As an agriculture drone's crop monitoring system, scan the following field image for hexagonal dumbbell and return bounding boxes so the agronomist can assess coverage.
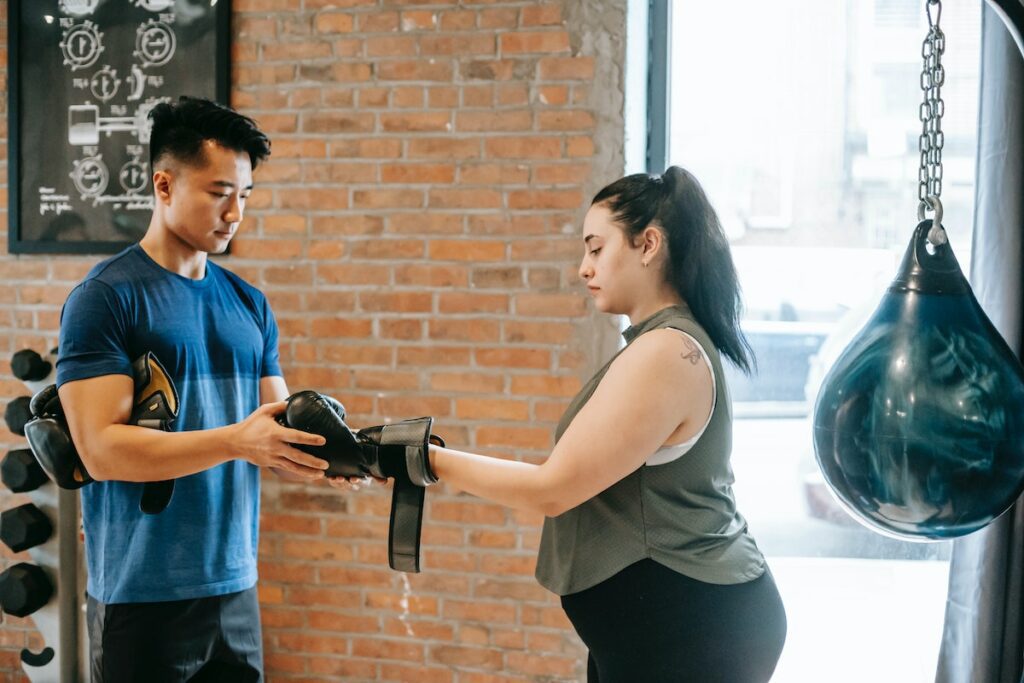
[10,350,53,384]
[0,504,52,553]
[0,563,53,617]
[1,449,49,493]
[3,396,33,437]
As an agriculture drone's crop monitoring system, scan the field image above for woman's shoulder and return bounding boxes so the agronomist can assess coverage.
[612,327,712,386]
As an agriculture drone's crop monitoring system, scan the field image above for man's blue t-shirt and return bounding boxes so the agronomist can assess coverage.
[56,244,282,604]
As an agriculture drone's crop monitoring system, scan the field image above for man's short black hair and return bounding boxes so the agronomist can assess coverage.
[148,96,271,171]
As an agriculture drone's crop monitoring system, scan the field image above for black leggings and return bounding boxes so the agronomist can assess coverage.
[561,559,786,683]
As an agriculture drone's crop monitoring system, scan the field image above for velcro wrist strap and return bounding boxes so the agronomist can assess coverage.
[388,475,426,573]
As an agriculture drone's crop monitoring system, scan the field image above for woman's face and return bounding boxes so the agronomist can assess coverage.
[578,203,646,314]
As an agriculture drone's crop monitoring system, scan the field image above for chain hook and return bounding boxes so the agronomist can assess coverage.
[918,196,947,246]
[927,0,942,29]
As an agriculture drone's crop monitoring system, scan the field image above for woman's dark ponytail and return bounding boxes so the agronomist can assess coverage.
[592,167,754,374]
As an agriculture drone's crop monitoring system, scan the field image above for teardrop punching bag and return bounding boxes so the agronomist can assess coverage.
[813,220,1024,540]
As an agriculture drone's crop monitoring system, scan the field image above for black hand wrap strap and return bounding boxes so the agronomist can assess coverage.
[130,353,179,514]
[376,418,443,573]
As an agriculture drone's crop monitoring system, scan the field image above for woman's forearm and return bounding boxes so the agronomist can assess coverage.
[429,445,562,517]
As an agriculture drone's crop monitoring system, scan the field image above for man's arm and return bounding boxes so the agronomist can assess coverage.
[60,374,328,482]
[259,375,290,405]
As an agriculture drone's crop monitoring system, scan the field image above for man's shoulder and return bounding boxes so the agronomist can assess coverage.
[80,244,148,288]
[210,260,269,307]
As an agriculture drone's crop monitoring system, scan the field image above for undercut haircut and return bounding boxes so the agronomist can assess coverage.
[148,96,271,171]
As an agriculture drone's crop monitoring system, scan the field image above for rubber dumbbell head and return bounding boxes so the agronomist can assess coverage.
[0,563,53,617]
[11,351,52,383]
[4,397,33,437]
[0,504,52,553]
[1,450,48,493]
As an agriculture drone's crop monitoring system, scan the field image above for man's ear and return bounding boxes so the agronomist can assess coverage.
[152,169,173,205]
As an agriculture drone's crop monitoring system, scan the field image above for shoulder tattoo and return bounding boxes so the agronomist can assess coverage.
[680,338,701,365]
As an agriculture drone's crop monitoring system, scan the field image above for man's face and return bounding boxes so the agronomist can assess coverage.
[157,140,253,254]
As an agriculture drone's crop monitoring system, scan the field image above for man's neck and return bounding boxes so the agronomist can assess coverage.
[139,223,208,280]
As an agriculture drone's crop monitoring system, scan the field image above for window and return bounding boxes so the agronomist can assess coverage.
[651,1,981,679]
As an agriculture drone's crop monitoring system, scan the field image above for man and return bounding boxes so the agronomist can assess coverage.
[57,96,328,681]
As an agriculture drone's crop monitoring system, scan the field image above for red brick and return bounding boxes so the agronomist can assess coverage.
[366,35,418,57]
[400,11,438,31]
[408,138,481,159]
[430,645,504,670]
[429,239,505,262]
[522,5,564,26]
[437,293,508,314]
[420,34,495,55]
[430,372,504,393]
[429,319,500,343]
[457,110,532,132]
[428,189,503,209]
[455,398,529,421]
[314,12,355,33]
[380,112,452,132]
[500,31,570,54]
[476,6,517,27]
[485,136,561,159]
[538,55,595,80]
[378,60,453,81]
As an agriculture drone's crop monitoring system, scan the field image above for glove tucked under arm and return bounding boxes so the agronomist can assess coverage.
[23,384,92,490]
[23,352,179,514]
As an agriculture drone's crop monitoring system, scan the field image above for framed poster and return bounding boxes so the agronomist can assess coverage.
[7,0,230,254]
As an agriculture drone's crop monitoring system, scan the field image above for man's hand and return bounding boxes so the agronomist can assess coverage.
[326,474,387,491]
[229,401,328,480]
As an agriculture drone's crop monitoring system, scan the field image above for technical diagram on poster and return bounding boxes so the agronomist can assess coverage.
[10,1,226,253]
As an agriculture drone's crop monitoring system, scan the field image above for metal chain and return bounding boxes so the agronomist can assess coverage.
[918,0,945,233]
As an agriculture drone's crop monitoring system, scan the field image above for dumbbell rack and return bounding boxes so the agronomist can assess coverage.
[3,348,86,683]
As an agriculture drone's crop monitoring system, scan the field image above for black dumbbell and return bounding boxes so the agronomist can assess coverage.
[11,350,52,383]
[1,450,49,493]
[0,504,52,553]
[0,563,53,617]
[4,397,32,436]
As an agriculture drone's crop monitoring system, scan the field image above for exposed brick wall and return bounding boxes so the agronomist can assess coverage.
[0,1,626,680]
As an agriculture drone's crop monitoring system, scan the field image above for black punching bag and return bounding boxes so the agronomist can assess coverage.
[813,220,1024,539]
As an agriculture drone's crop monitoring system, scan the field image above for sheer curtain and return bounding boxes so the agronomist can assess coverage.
[935,3,1024,681]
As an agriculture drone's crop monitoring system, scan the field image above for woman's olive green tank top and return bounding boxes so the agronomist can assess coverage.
[535,305,765,595]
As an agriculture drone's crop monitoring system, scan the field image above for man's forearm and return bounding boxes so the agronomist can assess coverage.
[83,423,239,482]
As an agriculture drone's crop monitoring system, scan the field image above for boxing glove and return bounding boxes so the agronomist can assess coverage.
[283,391,443,486]
[282,390,445,572]
[279,391,369,478]
[23,384,93,489]
[23,352,179,514]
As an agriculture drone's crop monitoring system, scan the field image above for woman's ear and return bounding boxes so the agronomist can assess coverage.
[640,226,664,266]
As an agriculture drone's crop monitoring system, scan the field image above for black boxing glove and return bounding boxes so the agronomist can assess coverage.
[282,390,443,485]
[279,390,370,478]
[23,384,93,489]
[23,352,179,513]
[282,390,445,572]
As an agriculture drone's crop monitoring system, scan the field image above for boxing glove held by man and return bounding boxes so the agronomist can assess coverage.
[24,352,179,514]
[282,390,444,572]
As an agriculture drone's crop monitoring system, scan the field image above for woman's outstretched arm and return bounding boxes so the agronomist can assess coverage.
[430,328,713,516]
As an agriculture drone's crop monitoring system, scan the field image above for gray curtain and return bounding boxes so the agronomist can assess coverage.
[935,4,1024,682]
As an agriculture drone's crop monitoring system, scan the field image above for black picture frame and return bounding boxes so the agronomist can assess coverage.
[7,0,231,255]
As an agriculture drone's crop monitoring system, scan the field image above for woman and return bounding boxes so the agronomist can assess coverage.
[341,167,787,682]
